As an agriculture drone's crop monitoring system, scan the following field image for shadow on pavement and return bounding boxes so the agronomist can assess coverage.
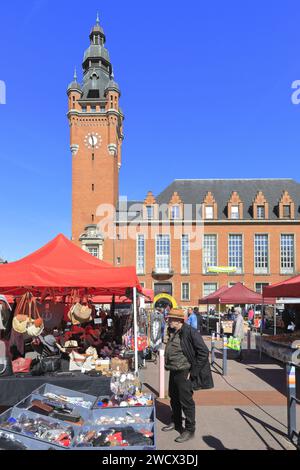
[245,366,286,395]
[235,408,291,450]
[202,435,232,450]
[155,400,172,425]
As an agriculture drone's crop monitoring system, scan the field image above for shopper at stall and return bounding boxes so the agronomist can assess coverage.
[247,306,255,325]
[233,307,245,361]
[162,308,212,443]
[187,307,203,333]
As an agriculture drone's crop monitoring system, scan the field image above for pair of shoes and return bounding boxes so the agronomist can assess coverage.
[175,430,195,443]
[162,423,183,433]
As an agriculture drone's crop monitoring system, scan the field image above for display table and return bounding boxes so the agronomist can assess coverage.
[0,374,111,407]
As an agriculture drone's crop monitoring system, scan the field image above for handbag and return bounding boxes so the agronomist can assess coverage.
[12,293,31,334]
[12,357,32,374]
[73,303,92,323]
[69,351,88,371]
[30,356,61,376]
[26,298,44,337]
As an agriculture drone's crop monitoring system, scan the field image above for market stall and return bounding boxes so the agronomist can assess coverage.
[0,378,156,450]
[261,279,300,362]
[0,235,143,401]
[199,283,268,335]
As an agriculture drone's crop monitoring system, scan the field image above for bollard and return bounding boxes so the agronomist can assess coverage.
[286,363,296,440]
[247,329,251,352]
[211,332,215,365]
[159,347,165,399]
[223,335,228,376]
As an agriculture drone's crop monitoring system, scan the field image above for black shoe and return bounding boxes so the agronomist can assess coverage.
[175,430,195,443]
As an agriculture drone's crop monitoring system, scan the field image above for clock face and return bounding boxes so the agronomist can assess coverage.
[84,132,102,149]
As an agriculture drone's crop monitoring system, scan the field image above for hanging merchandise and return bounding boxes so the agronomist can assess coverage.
[26,298,44,337]
[12,293,31,334]
[149,312,163,350]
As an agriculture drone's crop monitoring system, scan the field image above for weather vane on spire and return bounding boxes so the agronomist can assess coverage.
[74,67,77,82]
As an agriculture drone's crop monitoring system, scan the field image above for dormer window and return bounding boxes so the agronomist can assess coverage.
[231,205,239,220]
[171,205,180,220]
[283,205,291,218]
[279,191,295,220]
[146,205,154,220]
[205,206,213,220]
[257,205,265,219]
[227,192,243,220]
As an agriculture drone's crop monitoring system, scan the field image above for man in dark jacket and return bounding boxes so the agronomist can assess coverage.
[162,308,213,443]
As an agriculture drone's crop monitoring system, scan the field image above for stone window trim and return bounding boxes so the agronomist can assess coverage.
[253,191,269,220]
[202,192,217,220]
[227,191,243,220]
[278,191,295,220]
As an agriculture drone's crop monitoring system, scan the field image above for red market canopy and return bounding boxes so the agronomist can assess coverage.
[0,234,141,296]
[263,275,300,299]
[198,285,230,304]
[199,283,264,305]
[92,288,154,305]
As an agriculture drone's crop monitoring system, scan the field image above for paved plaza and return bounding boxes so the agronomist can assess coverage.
[141,336,300,450]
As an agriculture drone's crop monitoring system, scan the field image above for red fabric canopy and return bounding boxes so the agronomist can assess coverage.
[219,283,263,304]
[198,285,229,304]
[0,234,141,296]
[263,275,300,299]
[92,288,154,305]
[199,283,263,305]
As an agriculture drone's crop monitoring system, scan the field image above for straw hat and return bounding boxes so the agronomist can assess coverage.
[167,308,185,321]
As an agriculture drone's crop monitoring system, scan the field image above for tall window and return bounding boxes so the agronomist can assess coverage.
[254,234,269,274]
[146,205,154,220]
[203,283,217,297]
[205,206,213,220]
[87,245,99,258]
[156,235,170,272]
[203,235,217,273]
[228,235,243,274]
[171,205,180,220]
[255,283,269,294]
[181,283,190,301]
[257,205,265,219]
[231,205,239,219]
[280,234,295,274]
[136,235,145,274]
[181,235,190,274]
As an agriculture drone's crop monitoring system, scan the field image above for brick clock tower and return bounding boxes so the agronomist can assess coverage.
[67,15,124,263]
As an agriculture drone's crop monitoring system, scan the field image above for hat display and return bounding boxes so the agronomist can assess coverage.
[167,308,185,321]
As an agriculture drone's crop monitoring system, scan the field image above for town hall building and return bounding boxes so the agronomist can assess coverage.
[68,17,300,307]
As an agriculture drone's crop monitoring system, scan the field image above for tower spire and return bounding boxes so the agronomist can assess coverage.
[74,67,77,82]
[96,12,100,26]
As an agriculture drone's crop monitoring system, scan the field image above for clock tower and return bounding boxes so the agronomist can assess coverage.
[67,15,124,263]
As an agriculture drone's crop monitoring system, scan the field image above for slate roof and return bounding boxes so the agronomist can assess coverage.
[117,179,300,221]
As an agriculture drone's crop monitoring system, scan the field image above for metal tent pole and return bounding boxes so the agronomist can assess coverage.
[133,287,139,375]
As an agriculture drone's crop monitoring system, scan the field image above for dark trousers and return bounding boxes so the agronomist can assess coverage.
[169,369,196,433]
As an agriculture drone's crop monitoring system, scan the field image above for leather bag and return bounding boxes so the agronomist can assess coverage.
[12,357,32,374]
[73,303,92,323]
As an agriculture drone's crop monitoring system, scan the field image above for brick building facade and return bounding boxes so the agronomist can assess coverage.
[68,18,300,308]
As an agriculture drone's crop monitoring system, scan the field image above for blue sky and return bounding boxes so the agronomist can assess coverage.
[0,0,300,260]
